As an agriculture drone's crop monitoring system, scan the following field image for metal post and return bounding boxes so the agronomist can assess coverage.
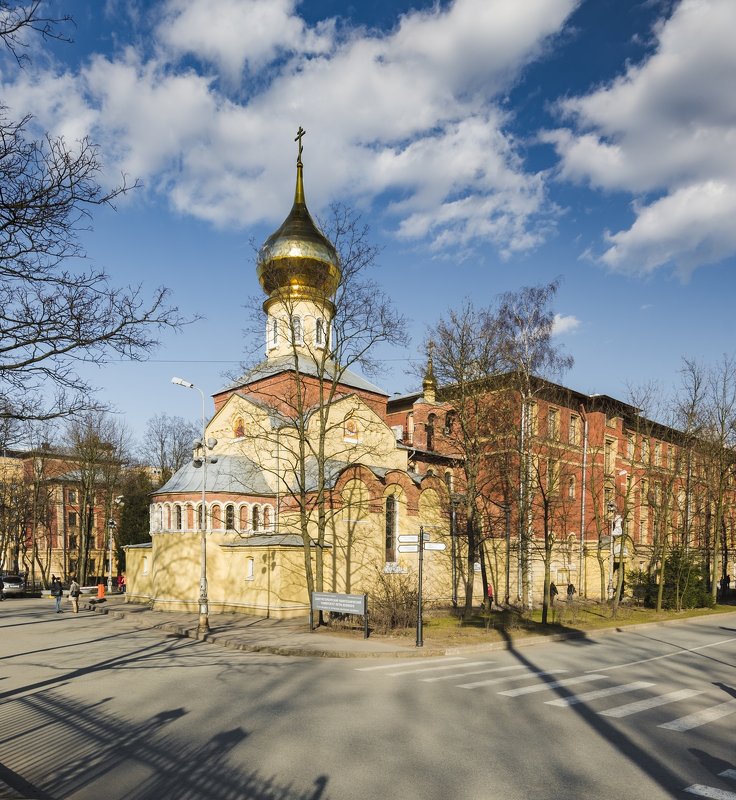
[107,519,115,594]
[450,500,457,607]
[504,504,511,605]
[416,526,424,647]
[172,377,210,637]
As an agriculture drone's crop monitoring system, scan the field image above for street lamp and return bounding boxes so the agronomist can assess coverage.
[107,518,116,594]
[172,376,217,638]
[606,500,615,599]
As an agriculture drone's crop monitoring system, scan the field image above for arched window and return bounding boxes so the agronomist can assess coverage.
[233,417,245,438]
[175,505,183,531]
[225,504,235,530]
[316,318,325,347]
[156,506,163,531]
[269,317,279,349]
[198,503,206,530]
[426,413,436,451]
[212,504,222,529]
[292,316,302,344]
[252,505,261,532]
[385,495,397,562]
[240,505,249,530]
[444,411,456,434]
[263,505,272,530]
[444,471,453,492]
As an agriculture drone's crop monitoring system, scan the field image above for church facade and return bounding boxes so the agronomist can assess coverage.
[125,137,735,619]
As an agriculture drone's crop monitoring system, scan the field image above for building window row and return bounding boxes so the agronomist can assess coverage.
[151,501,275,534]
[267,315,329,350]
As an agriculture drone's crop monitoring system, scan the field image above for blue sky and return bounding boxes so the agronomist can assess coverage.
[3,0,735,443]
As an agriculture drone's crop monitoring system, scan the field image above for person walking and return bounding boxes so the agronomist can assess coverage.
[69,575,81,614]
[50,575,63,613]
[567,582,576,603]
[487,583,494,610]
[550,582,558,606]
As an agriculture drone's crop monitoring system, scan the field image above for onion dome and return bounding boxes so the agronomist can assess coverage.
[257,128,341,311]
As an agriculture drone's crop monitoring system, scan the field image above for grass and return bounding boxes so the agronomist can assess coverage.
[351,600,736,648]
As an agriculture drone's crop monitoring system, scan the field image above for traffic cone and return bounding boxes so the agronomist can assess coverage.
[97,583,105,599]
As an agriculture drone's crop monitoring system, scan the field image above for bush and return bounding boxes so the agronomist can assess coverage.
[368,569,418,633]
[627,548,713,610]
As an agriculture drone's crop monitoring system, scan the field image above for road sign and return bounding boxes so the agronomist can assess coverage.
[423,542,446,551]
[398,535,419,543]
[397,544,419,553]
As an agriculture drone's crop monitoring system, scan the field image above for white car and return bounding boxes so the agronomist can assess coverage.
[1,575,26,597]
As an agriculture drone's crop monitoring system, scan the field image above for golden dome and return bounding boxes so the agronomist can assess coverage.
[257,131,341,308]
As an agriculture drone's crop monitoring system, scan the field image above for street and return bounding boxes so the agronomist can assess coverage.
[2,599,736,799]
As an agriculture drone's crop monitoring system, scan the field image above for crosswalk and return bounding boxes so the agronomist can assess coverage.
[684,769,736,799]
[355,656,736,735]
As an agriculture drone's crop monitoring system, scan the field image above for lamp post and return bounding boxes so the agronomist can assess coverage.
[107,519,116,594]
[172,376,215,638]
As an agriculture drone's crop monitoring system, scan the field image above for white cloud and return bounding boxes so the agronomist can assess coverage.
[0,0,579,253]
[546,0,736,276]
[552,313,580,336]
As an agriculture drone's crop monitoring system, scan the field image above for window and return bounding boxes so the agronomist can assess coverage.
[547,408,559,440]
[316,318,325,347]
[198,504,206,529]
[263,505,272,530]
[68,511,77,528]
[344,417,359,443]
[68,535,77,549]
[245,557,255,581]
[627,433,635,460]
[444,471,453,492]
[175,506,183,530]
[654,442,661,467]
[225,504,235,530]
[547,459,559,493]
[569,414,579,446]
[604,438,615,475]
[426,414,436,451]
[444,411,456,435]
[406,413,414,445]
[385,495,397,562]
[567,476,576,499]
[269,317,279,349]
[68,489,77,504]
[641,438,649,464]
[252,505,260,532]
[291,316,302,344]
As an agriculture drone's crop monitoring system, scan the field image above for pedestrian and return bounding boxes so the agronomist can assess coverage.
[120,573,126,593]
[50,575,63,613]
[567,582,576,602]
[487,583,494,610]
[550,582,558,606]
[69,575,81,614]
[0,575,4,600]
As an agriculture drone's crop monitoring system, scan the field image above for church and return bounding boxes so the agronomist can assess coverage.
[125,133,462,619]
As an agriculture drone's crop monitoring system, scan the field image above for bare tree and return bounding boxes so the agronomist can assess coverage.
[0,8,188,425]
[238,201,408,609]
[141,413,199,485]
[65,412,129,584]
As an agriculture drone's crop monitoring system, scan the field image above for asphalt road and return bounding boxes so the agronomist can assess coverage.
[2,598,736,800]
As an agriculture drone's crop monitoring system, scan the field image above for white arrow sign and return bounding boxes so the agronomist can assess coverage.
[397,544,419,553]
[398,535,419,544]
[423,542,446,551]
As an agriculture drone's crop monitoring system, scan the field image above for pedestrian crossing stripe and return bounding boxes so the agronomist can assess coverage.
[355,656,465,671]
[386,659,498,677]
[422,665,528,683]
[659,698,736,731]
[458,669,566,690]
[599,688,704,718]
[498,674,607,697]
[684,786,736,799]
[545,681,654,707]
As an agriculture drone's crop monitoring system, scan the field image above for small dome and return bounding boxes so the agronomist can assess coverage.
[257,154,341,305]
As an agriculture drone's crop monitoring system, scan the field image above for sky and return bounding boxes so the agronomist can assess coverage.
[2,0,735,445]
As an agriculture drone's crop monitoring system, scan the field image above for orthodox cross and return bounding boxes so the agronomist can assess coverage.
[295,126,306,164]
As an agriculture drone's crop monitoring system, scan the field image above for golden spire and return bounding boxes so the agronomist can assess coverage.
[423,341,437,404]
[256,127,341,312]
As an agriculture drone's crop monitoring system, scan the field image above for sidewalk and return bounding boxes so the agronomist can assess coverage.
[83,594,428,658]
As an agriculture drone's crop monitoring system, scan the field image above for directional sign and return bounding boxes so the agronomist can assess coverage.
[398,535,419,544]
[423,542,446,551]
[397,544,419,553]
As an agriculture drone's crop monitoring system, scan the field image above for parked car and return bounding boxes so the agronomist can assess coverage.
[1,574,26,598]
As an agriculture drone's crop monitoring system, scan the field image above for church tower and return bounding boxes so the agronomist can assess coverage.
[256,127,341,359]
